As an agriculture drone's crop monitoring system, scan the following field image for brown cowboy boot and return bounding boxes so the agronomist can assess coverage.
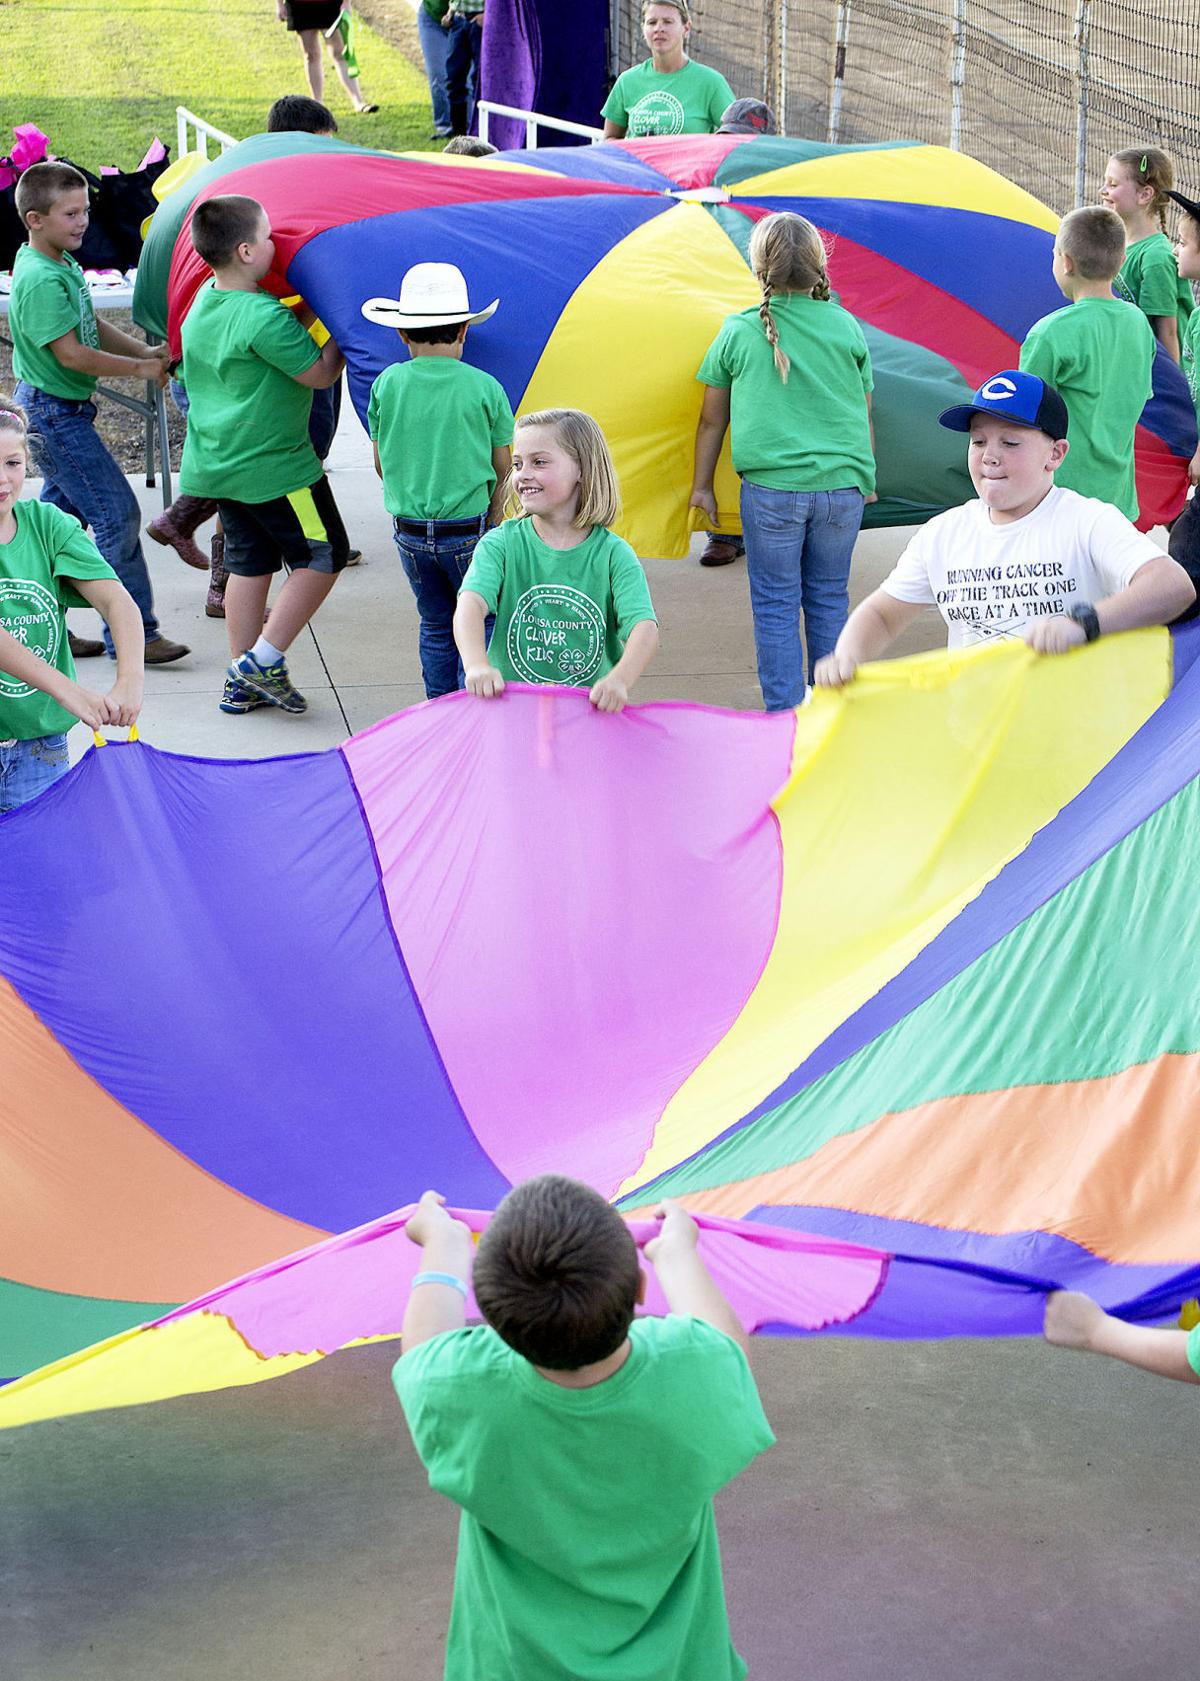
[206,525,228,619]
[147,495,218,571]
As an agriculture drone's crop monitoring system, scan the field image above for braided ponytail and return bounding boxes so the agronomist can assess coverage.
[759,277,791,382]
[748,212,833,382]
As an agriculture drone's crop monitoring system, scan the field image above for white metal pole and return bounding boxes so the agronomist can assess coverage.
[828,3,851,145]
[950,0,967,151]
[1074,0,1091,207]
[779,0,789,134]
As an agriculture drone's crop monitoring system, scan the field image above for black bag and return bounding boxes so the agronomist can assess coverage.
[94,153,171,270]
[1168,495,1200,624]
[0,183,24,269]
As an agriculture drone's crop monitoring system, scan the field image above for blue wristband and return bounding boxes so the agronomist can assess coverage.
[412,1270,469,1297]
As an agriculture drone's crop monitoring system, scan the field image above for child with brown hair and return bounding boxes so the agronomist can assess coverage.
[1103,145,1195,362]
[394,1178,774,1681]
[9,161,189,665]
[178,194,347,717]
[1019,205,1155,521]
[691,210,875,710]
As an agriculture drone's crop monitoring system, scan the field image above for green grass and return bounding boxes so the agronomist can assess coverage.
[0,0,439,169]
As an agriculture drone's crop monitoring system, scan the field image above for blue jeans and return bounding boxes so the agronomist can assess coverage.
[394,515,488,698]
[16,385,159,651]
[446,12,482,134]
[0,734,70,813]
[739,479,865,711]
[308,378,343,462]
[417,5,454,134]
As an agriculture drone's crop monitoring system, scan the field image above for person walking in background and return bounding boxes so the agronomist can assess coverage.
[445,0,485,139]
[417,0,456,139]
[275,0,378,115]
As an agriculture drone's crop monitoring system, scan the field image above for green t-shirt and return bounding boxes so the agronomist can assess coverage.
[1181,308,1200,421]
[1188,1323,1200,1376]
[394,1316,774,1681]
[0,500,116,740]
[367,357,514,520]
[1115,232,1195,341]
[1019,297,1154,520]
[601,59,734,137]
[462,517,656,686]
[178,283,322,503]
[697,294,875,494]
[8,245,100,401]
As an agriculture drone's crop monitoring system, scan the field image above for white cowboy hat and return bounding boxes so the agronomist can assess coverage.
[361,261,499,329]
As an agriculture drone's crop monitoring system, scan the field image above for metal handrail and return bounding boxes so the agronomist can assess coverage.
[175,106,238,161]
[477,101,604,148]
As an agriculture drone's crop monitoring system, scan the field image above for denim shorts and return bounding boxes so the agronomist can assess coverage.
[0,734,70,814]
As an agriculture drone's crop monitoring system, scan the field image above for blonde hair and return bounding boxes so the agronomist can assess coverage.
[748,212,831,382]
[1111,145,1175,234]
[507,409,621,529]
[0,393,30,454]
[641,0,690,22]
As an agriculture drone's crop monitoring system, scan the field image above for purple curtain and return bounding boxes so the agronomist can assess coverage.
[480,0,610,149]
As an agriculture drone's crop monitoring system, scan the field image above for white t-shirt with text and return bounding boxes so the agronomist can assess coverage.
[881,486,1165,649]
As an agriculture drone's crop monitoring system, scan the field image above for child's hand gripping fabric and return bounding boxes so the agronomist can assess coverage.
[644,1200,750,1354]
[401,1190,475,1352]
[1044,1289,1200,1384]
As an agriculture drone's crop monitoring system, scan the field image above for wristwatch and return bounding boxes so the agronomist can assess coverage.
[1067,602,1101,643]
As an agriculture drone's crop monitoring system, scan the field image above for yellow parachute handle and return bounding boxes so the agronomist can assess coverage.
[91,723,140,748]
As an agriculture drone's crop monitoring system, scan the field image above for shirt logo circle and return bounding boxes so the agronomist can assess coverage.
[507,584,606,685]
[628,90,687,136]
[0,578,62,699]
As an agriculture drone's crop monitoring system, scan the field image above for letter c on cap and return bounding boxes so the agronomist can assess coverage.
[981,376,1018,401]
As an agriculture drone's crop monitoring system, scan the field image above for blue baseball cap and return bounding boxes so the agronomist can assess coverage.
[939,369,1069,440]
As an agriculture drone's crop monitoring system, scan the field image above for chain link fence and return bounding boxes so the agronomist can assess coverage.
[611,0,1200,216]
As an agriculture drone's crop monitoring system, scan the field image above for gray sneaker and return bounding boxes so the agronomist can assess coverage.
[219,675,271,715]
[228,650,307,714]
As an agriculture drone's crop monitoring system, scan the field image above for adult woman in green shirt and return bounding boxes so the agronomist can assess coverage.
[601,0,734,140]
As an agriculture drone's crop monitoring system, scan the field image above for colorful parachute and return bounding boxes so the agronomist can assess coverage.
[133,132,1196,557]
[3,630,1200,1427]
